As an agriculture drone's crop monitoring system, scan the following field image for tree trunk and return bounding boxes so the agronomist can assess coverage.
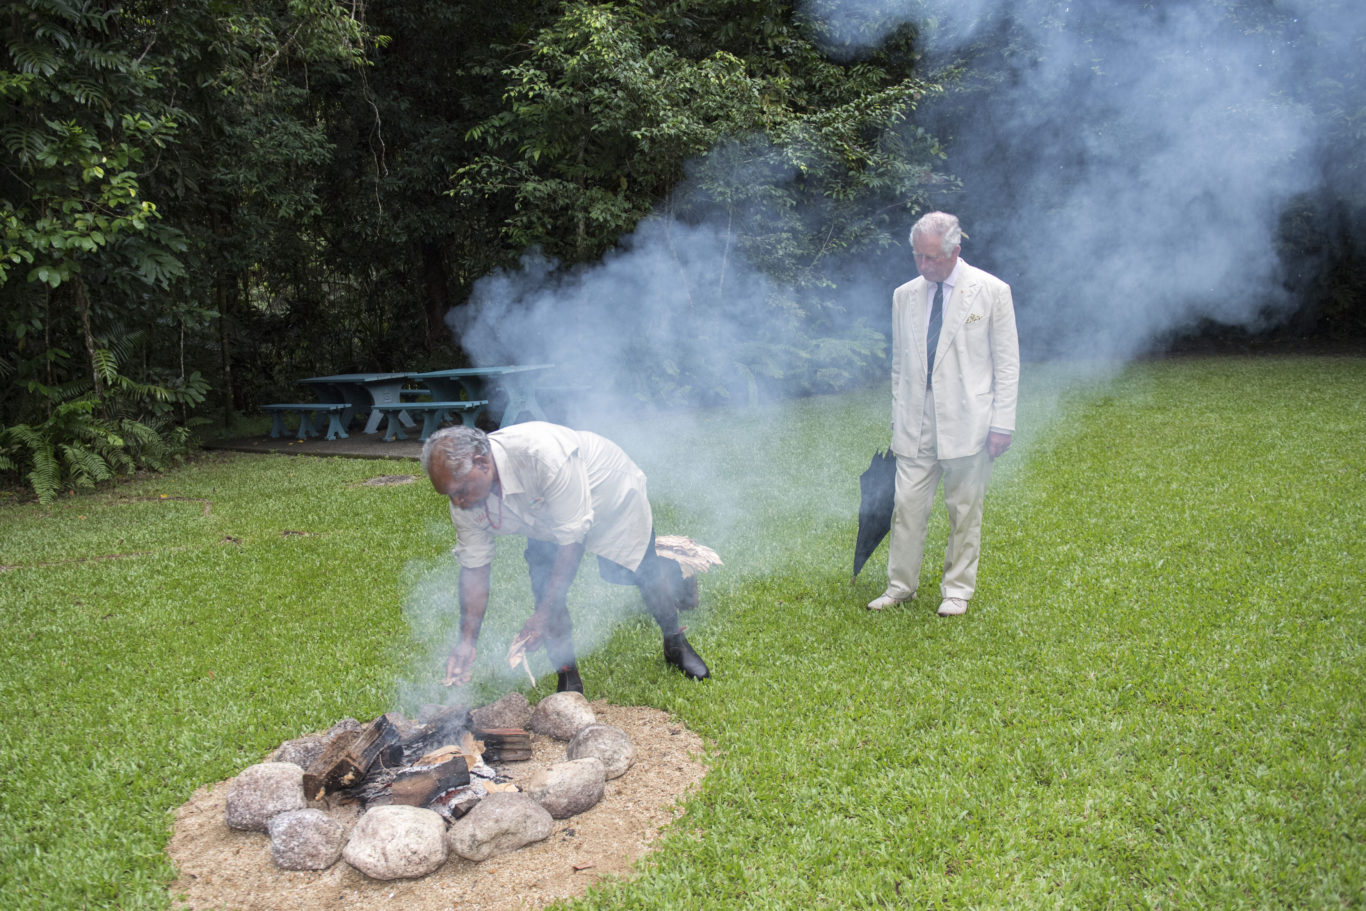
[216,279,234,425]
[421,240,451,342]
[74,279,104,400]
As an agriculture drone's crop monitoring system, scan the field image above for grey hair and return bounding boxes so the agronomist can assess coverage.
[910,211,962,255]
[420,425,490,478]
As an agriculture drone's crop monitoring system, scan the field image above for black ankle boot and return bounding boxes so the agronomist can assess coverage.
[662,633,710,680]
[556,664,584,693]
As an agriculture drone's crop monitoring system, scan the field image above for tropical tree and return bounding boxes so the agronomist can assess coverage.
[1,0,202,501]
[0,0,373,501]
[452,0,947,402]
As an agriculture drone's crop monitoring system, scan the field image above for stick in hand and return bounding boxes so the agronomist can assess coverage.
[506,632,538,688]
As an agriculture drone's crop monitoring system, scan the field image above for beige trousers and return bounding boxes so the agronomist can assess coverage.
[886,387,994,601]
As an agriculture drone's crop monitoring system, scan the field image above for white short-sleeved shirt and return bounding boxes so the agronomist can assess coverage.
[447,422,653,572]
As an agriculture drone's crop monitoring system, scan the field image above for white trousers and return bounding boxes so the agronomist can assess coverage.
[886,387,994,601]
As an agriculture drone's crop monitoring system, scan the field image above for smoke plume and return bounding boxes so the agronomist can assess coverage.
[809,0,1355,359]
[454,0,1359,391]
[408,1,1359,694]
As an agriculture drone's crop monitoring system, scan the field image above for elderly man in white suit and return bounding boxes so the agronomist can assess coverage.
[867,211,1019,617]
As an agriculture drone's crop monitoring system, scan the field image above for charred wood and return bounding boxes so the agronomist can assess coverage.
[475,728,532,762]
[399,705,472,764]
[440,786,484,819]
[302,729,358,800]
[354,755,471,808]
[302,713,402,799]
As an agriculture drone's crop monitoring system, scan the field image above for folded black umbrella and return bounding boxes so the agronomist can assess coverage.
[852,449,897,581]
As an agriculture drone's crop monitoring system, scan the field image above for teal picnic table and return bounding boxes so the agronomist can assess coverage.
[409,364,555,428]
[297,372,414,435]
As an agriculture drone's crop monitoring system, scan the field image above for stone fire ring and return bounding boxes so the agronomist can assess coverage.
[167,700,708,911]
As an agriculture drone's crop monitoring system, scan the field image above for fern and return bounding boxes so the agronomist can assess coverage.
[21,434,62,504]
[0,346,201,502]
[92,348,119,385]
[116,418,167,470]
[60,442,113,489]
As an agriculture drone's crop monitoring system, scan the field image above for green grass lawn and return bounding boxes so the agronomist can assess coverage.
[1,355,1362,910]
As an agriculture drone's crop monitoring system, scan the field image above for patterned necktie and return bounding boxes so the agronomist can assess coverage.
[926,282,943,378]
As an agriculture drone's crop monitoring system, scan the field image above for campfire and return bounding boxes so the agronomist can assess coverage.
[298,707,528,816]
[201,537,722,888]
[222,691,635,881]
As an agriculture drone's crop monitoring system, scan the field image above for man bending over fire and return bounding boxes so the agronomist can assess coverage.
[421,422,710,694]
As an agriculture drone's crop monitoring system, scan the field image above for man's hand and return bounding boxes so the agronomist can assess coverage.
[444,640,477,687]
[514,610,549,654]
[447,564,491,687]
[987,430,1013,460]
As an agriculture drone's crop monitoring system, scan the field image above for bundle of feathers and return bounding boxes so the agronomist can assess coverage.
[654,535,723,577]
[655,533,723,587]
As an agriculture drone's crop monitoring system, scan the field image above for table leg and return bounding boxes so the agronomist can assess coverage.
[418,411,444,441]
[497,378,548,427]
[299,411,321,440]
[321,411,349,441]
[365,381,417,434]
[379,411,409,442]
[314,383,364,431]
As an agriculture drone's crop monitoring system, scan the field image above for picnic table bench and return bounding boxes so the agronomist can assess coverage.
[261,403,351,441]
[297,372,413,435]
[409,364,554,428]
[274,365,559,441]
[371,400,488,442]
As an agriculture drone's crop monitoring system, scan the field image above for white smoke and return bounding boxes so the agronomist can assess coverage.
[449,216,783,413]
[803,0,1352,359]
[453,0,1359,384]
[409,1,1358,693]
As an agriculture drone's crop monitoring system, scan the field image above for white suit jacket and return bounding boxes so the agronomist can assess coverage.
[891,259,1019,460]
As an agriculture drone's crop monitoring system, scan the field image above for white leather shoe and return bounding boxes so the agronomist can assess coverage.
[937,597,968,616]
[867,591,913,611]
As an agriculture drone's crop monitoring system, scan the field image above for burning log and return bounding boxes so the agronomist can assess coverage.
[356,754,472,808]
[398,705,471,765]
[350,726,482,809]
[389,756,471,806]
[302,713,403,800]
[474,728,533,762]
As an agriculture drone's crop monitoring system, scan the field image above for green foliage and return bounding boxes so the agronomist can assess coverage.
[451,1,940,404]
[1,346,207,503]
[2,0,383,444]
[0,0,183,291]
[1,0,205,480]
[454,3,753,261]
[456,1,942,269]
